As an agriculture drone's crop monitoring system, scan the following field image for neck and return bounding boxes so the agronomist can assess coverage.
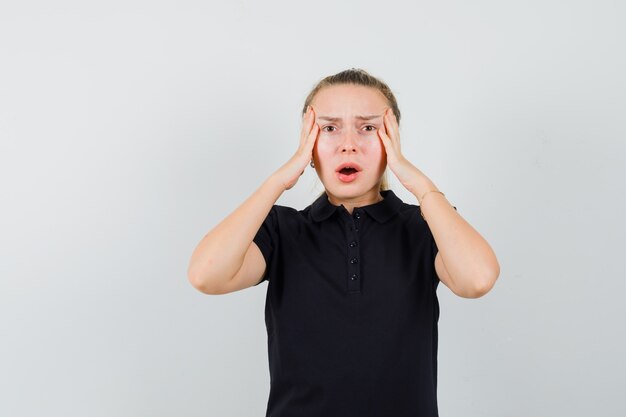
[327,188,384,214]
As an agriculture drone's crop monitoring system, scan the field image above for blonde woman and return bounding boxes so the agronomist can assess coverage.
[188,68,500,417]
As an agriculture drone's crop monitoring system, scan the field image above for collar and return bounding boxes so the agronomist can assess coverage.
[310,189,404,223]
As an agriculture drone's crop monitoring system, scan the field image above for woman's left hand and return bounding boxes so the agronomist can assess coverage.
[378,108,425,195]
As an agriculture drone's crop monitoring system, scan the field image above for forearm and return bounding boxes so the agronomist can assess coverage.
[408,167,500,294]
[187,173,285,288]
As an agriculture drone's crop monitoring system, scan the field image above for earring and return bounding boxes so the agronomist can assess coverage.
[310,160,315,168]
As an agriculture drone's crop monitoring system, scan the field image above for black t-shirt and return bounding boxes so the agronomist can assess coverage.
[253,189,446,417]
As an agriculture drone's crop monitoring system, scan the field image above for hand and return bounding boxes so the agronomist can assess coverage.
[274,105,320,190]
[377,108,422,194]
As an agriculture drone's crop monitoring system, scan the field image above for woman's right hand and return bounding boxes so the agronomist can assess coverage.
[274,105,320,190]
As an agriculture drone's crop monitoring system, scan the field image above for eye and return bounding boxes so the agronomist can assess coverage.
[363,125,377,132]
[322,126,336,132]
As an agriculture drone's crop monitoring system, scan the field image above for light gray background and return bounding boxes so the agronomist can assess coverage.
[1,1,624,416]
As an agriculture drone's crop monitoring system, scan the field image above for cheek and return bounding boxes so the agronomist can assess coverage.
[315,135,383,168]
[318,134,382,150]
[315,136,335,156]
[363,139,386,169]
[362,136,384,156]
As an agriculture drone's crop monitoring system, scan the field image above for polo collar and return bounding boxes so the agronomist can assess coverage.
[310,189,403,223]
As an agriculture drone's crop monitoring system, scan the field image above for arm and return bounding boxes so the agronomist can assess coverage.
[377,108,500,299]
[415,178,500,299]
[187,174,285,294]
[187,106,320,294]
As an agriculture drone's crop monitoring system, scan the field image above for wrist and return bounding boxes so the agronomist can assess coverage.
[267,171,289,192]
[407,175,439,203]
[419,190,445,206]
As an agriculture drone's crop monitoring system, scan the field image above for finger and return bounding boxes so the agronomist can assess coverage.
[304,106,316,134]
[377,123,392,150]
[305,107,318,143]
[384,110,400,149]
[304,122,320,152]
[299,106,313,146]
[386,109,400,145]
[299,107,308,138]
[383,109,394,140]
[380,114,388,134]
[382,112,393,143]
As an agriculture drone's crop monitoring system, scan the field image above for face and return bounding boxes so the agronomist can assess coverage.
[310,84,389,204]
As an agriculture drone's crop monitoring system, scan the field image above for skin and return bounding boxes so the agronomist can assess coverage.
[188,83,500,299]
[309,84,388,212]
[300,84,500,298]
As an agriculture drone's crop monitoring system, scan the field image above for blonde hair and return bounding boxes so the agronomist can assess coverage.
[303,68,401,198]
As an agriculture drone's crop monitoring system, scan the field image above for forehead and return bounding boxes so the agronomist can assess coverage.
[312,84,388,114]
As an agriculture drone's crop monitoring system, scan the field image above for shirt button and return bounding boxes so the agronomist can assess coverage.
[350,258,358,264]
[355,212,361,219]
[351,274,358,281]
[349,241,357,247]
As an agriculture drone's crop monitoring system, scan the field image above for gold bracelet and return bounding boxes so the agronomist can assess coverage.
[419,190,445,221]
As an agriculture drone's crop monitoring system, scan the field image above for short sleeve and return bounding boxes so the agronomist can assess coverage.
[252,206,279,285]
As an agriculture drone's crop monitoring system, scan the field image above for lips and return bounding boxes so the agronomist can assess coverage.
[335,162,362,183]
[335,162,363,174]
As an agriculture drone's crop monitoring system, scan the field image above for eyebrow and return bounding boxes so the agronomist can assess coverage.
[317,115,383,122]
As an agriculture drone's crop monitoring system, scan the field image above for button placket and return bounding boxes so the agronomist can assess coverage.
[347,208,361,293]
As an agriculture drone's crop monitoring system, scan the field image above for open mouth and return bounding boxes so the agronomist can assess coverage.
[339,167,358,175]
[336,163,362,183]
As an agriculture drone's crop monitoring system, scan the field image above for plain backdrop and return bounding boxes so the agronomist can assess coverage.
[1,1,624,416]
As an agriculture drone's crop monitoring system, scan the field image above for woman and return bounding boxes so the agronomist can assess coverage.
[188,68,500,417]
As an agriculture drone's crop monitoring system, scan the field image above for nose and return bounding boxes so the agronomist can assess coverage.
[340,132,358,153]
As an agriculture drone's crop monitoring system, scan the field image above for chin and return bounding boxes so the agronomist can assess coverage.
[322,178,377,198]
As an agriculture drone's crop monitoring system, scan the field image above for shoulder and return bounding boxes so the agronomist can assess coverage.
[271,204,308,218]
[264,203,314,227]
[375,189,426,224]
[394,200,429,227]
